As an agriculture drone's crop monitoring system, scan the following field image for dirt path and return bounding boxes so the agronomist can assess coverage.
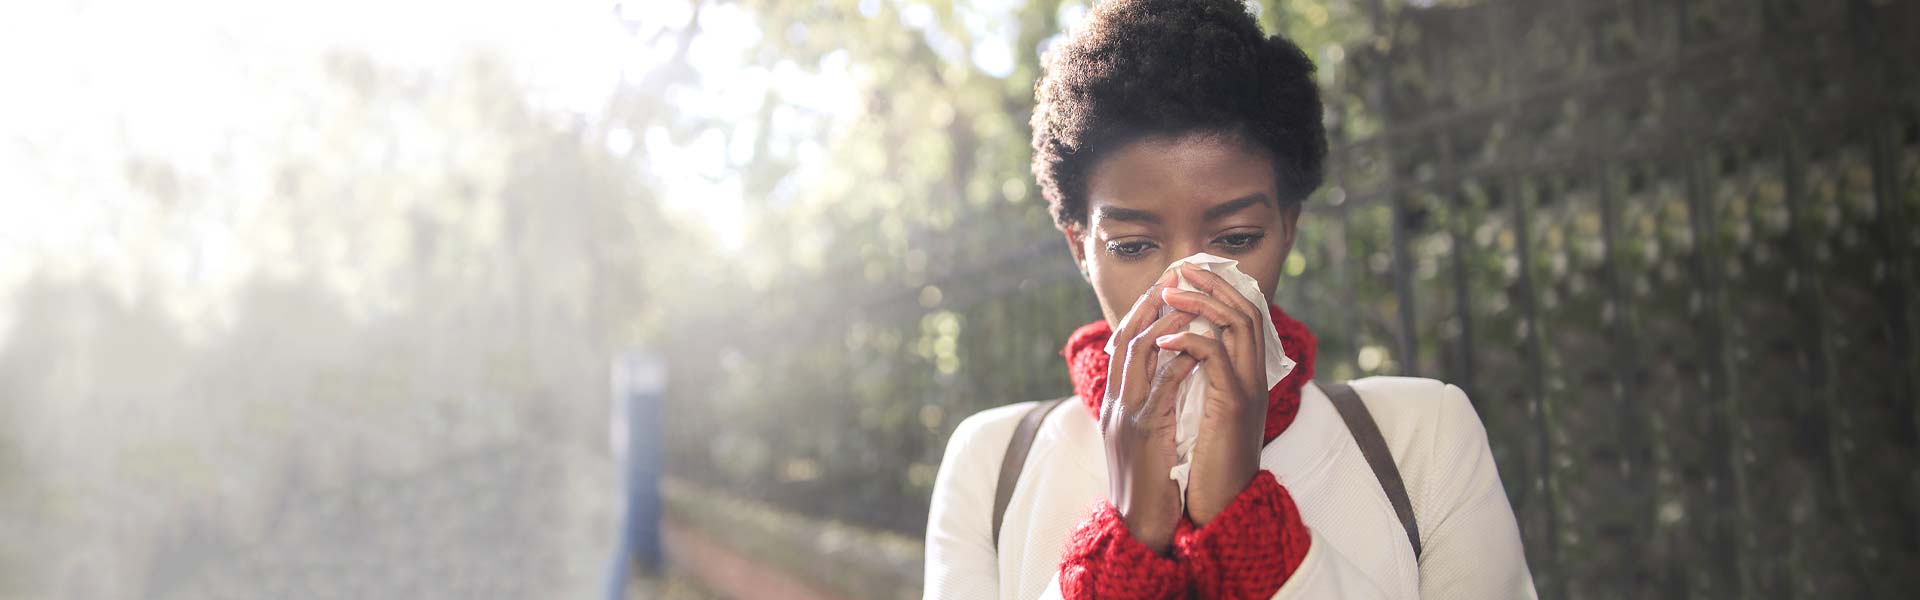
[663,520,847,600]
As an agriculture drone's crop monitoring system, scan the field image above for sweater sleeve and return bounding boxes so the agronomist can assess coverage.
[1411,384,1537,600]
[1173,470,1312,598]
[1264,380,1535,600]
[1057,501,1188,599]
[924,405,1025,600]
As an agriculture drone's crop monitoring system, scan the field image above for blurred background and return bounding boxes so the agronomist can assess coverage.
[0,0,1915,598]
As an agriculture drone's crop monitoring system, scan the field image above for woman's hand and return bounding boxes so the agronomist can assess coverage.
[1101,269,1202,554]
[1155,264,1270,526]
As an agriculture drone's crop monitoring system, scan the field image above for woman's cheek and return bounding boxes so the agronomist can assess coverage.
[1095,263,1163,317]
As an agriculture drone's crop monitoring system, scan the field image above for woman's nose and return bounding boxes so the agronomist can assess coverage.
[1168,238,1208,261]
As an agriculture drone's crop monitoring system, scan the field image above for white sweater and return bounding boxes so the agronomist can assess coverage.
[925,377,1538,599]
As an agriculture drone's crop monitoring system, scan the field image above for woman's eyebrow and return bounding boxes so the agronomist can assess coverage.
[1203,193,1272,221]
[1093,205,1161,224]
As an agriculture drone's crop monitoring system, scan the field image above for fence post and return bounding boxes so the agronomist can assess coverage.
[606,350,666,599]
[1681,150,1751,599]
[1446,182,1476,396]
[1596,163,1655,593]
[1509,176,1562,599]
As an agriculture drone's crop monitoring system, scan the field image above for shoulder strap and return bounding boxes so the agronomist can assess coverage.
[992,396,1068,550]
[1322,381,1423,560]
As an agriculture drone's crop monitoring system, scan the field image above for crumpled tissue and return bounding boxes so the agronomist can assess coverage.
[1104,252,1295,502]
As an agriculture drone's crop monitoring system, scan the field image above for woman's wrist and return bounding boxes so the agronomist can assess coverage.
[1119,511,1175,554]
[1114,483,1179,553]
[1186,399,1267,526]
[1185,464,1258,525]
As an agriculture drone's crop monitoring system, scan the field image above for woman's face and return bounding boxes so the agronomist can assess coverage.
[1066,132,1301,325]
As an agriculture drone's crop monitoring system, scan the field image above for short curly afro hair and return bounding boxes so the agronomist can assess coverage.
[1030,0,1327,230]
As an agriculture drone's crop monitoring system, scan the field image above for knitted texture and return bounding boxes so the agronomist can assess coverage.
[1062,304,1318,444]
[1058,502,1190,599]
[1057,304,1318,598]
[1175,471,1312,599]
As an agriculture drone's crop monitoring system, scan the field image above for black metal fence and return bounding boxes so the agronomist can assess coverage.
[661,0,1918,597]
[1310,1,1918,597]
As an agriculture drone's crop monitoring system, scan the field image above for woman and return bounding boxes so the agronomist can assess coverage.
[924,1,1536,598]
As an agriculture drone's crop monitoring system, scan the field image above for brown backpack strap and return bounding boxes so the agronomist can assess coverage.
[992,397,1068,550]
[1322,381,1423,560]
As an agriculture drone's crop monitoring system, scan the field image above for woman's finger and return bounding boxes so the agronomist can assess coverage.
[1153,331,1244,401]
[1105,270,1180,407]
[1121,309,1197,399]
[1113,269,1182,348]
[1160,288,1257,335]
[1160,287,1258,381]
[1175,266,1266,386]
[1142,352,1199,426]
[1104,304,1194,426]
[1159,288,1252,332]
[1178,265,1264,332]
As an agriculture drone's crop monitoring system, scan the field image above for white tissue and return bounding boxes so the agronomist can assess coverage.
[1104,253,1296,502]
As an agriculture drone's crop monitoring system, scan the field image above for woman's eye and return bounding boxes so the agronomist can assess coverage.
[1105,240,1154,259]
[1215,232,1264,250]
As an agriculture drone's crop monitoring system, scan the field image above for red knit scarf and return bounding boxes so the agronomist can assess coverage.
[1062,304,1317,444]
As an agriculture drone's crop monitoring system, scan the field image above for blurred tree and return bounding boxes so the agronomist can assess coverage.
[1,40,671,597]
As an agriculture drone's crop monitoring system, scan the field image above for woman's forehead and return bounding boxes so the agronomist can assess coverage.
[1085,133,1278,222]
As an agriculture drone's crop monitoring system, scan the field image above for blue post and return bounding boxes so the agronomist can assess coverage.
[605,351,664,600]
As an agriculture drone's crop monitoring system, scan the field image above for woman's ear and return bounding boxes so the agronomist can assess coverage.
[1063,225,1090,281]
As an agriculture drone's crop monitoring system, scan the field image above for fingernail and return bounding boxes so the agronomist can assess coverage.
[1156,333,1178,345]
